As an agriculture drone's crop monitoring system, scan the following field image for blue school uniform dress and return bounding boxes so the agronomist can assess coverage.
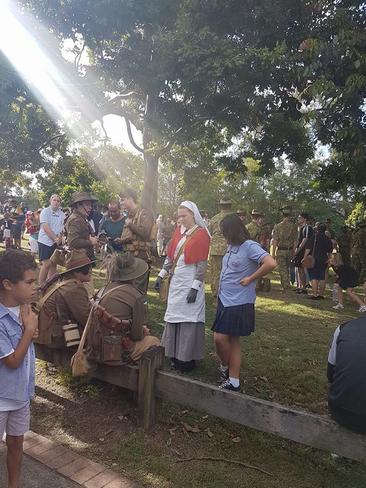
[212,240,268,336]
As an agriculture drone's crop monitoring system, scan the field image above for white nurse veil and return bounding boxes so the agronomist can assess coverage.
[180,200,211,238]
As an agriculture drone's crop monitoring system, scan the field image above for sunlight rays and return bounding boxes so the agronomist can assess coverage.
[0,0,114,175]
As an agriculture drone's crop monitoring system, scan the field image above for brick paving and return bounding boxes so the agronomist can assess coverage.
[0,431,139,488]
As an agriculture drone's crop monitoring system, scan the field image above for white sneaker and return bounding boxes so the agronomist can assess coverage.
[333,303,344,310]
[359,305,366,312]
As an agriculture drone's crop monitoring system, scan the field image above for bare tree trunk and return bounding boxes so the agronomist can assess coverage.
[141,93,159,213]
[142,150,159,213]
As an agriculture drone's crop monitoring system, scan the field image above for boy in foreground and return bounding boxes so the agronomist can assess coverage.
[0,250,38,488]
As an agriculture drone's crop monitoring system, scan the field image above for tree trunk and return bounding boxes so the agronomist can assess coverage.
[142,150,159,213]
[141,92,159,213]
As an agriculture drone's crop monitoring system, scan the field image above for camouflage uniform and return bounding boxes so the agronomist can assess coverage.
[272,217,298,290]
[209,209,232,297]
[247,213,268,291]
[246,220,262,243]
[351,224,366,283]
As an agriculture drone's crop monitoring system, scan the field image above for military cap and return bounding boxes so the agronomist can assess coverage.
[251,209,263,216]
[60,249,95,275]
[219,197,232,205]
[107,253,148,282]
[70,191,97,206]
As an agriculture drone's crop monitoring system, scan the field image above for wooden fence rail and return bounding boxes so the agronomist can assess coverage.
[35,344,366,463]
[155,371,366,463]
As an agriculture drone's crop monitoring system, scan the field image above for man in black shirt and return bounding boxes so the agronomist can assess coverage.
[327,317,366,434]
[293,213,314,294]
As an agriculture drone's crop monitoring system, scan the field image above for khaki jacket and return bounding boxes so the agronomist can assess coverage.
[64,210,94,259]
[100,282,147,341]
[86,282,158,364]
[122,207,154,261]
[37,278,91,347]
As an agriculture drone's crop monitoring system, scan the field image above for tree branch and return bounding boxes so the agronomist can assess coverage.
[37,134,64,152]
[74,41,86,70]
[157,139,174,158]
[107,92,136,103]
[157,127,182,158]
[99,94,141,126]
[100,119,109,145]
[124,117,144,153]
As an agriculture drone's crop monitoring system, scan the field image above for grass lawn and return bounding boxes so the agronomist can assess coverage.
[9,241,366,486]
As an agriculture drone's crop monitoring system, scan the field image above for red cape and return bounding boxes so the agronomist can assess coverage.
[167,227,210,264]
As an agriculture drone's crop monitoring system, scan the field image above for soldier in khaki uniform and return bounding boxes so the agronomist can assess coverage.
[86,253,160,364]
[246,209,263,242]
[35,250,93,348]
[64,191,99,297]
[271,207,298,291]
[64,192,98,261]
[120,188,154,295]
[209,197,233,298]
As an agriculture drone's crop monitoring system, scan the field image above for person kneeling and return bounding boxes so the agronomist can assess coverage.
[86,253,159,365]
[327,316,366,434]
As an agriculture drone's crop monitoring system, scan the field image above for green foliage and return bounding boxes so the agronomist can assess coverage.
[0,52,66,173]
[9,0,366,208]
[0,170,32,200]
[346,202,366,227]
[20,189,42,210]
[38,155,94,205]
[37,145,143,206]
[161,158,348,226]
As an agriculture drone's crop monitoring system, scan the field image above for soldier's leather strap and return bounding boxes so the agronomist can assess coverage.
[170,227,199,277]
[34,280,71,314]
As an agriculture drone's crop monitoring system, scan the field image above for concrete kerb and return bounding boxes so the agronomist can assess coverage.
[1,431,140,488]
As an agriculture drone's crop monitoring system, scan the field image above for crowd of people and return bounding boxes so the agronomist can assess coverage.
[1,190,366,486]
[3,193,365,315]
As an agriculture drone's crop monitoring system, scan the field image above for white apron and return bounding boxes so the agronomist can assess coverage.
[164,245,206,324]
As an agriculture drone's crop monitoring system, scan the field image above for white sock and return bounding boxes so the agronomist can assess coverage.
[220,364,228,372]
[229,377,240,387]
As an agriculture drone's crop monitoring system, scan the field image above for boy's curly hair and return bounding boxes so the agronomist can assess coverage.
[0,250,37,289]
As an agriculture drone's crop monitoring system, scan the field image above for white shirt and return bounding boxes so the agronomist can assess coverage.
[38,206,65,247]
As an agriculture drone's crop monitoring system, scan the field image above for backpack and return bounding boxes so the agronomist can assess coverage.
[34,280,70,347]
[85,285,145,365]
